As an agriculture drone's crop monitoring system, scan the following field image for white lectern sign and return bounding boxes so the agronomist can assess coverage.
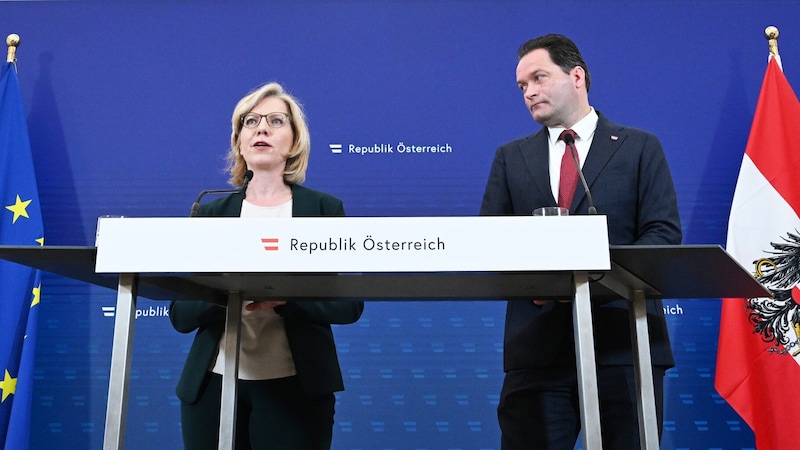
[91,215,615,450]
[95,216,610,273]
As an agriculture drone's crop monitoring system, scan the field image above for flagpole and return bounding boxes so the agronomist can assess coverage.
[6,33,19,63]
[765,26,779,57]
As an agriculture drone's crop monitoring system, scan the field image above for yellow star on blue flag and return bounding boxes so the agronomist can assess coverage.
[0,370,17,402]
[5,195,32,223]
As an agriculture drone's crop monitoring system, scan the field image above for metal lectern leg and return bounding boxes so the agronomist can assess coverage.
[218,292,242,450]
[103,273,137,450]
[572,271,602,450]
[630,290,660,449]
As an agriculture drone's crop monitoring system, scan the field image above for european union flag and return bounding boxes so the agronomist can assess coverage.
[0,60,44,449]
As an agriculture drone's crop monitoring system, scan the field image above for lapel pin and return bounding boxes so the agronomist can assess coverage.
[611,135,619,141]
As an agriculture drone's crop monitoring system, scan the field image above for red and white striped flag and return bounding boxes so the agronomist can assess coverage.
[715,54,800,449]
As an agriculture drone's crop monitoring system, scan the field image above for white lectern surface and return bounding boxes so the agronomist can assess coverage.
[95,216,610,273]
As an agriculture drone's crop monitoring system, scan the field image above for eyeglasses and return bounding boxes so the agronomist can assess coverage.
[240,112,291,129]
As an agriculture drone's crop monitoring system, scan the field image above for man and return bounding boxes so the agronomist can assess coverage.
[480,34,682,449]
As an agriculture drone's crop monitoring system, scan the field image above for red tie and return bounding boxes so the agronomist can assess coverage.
[558,129,579,209]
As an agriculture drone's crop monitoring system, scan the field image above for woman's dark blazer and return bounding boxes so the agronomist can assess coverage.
[170,184,364,403]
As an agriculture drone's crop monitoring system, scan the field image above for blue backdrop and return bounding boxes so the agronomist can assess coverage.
[6,1,800,448]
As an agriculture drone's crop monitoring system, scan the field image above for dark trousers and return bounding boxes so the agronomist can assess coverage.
[498,364,666,450]
[180,373,334,450]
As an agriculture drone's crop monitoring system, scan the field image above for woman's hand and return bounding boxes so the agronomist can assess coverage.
[244,300,287,311]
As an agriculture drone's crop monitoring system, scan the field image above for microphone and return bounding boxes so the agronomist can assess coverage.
[562,133,597,215]
[240,170,254,199]
[188,170,254,217]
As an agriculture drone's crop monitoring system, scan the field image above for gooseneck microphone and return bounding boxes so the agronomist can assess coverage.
[240,170,254,198]
[188,170,254,217]
[562,133,597,215]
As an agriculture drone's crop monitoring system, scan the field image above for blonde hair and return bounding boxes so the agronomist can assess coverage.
[226,82,310,186]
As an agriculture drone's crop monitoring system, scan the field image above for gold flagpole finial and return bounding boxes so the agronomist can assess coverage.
[765,26,780,57]
[6,33,20,63]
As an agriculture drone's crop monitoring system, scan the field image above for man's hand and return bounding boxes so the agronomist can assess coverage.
[532,300,572,306]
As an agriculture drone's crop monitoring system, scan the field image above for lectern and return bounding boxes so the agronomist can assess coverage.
[0,216,768,450]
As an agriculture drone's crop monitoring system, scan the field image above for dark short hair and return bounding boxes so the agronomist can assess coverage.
[518,34,591,92]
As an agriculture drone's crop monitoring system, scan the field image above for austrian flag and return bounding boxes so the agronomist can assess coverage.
[715,54,800,449]
[261,238,279,251]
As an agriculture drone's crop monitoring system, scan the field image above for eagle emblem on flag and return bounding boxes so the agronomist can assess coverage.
[747,231,800,356]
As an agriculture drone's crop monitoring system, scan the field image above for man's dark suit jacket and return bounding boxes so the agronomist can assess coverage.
[480,112,682,371]
[170,184,364,404]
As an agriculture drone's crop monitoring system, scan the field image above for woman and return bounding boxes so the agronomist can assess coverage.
[170,82,363,450]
